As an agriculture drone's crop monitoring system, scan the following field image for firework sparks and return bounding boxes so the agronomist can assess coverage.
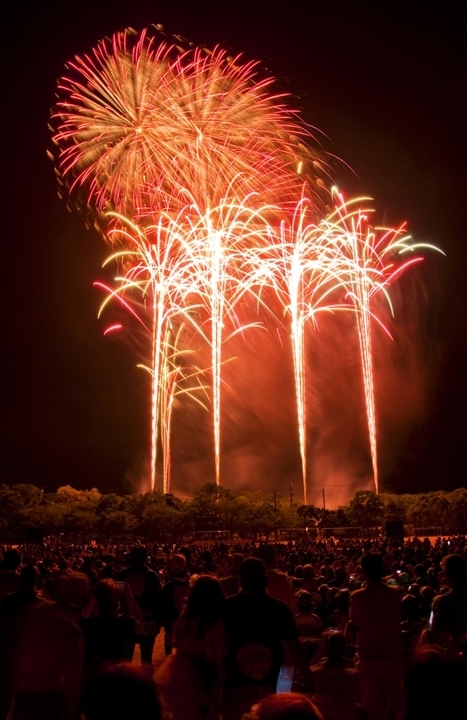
[51,27,442,499]
[96,210,203,491]
[51,27,330,226]
[316,190,443,493]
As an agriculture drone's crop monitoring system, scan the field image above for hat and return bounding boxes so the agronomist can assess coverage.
[167,554,188,578]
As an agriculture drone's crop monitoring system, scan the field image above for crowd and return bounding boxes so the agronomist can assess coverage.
[0,534,466,720]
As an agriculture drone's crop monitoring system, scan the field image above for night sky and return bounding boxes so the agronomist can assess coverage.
[2,1,466,504]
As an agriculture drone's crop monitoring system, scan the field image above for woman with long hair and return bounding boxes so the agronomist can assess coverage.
[155,574,227,720]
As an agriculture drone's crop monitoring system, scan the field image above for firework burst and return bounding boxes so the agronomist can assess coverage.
[51,27,330,226]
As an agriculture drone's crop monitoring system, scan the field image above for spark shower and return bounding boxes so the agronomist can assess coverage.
[50,27,439,502]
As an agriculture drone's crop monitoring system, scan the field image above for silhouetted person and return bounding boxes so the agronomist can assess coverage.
[116,546,161,665]
[349,552,404,720]
[0,549,21,601]
[159,553,190,655]
[0,565,45,720]
[81,663,161,720]
[223,557,313,720]
[311,631,361,720]
[405,647,467,720]
[10,584,83,720]
[431,554,467,647]
[243,692,323,720]
[156,575,227,720]
[81,579,136,674]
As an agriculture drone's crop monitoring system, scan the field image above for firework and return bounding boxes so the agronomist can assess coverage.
[51,27,330,226]
[315,191,442,493]
[96,210,204,491]
[250,197,357,503]
[51,27,441,499]
[96,197,269,491]
[174,194,273,485]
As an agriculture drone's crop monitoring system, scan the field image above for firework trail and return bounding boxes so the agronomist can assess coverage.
[95,198,268,491]
[175,193,271,486]
[95,210,204,491]
[318,191,442,493]
[143,323,209,493]
[251,197,356,504]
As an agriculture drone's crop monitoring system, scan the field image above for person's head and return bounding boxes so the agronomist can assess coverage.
[167,553,188,580]
[442,554,466,590]
[240,557,268,593]
[1,548,21,571]
[243,692,323,720]
[66,571,91,607]
[302,564,315,579]
[19,564,38,590]
[202,549,213,565]
[178,546,191,563]
[94,578,119,615]
[402,594,420,622]
[361,552,384,582]
[82,663,161,720]
[186,574,225,627]
[324,630,346,663]
[296,589,313,612]
[334,589,350,613]
[405,648,467,720]
[129,546,147,566]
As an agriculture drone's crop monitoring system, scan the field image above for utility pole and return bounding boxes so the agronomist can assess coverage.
[322,488,326,512]
[273,490,277,512]
[290,483,293,510]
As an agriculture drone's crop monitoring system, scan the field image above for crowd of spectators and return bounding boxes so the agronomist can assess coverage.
[1,534,466,720]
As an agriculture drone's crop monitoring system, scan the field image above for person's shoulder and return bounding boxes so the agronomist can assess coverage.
[225,591,242,606]
[380,582,402,598]
[145,567,160,580]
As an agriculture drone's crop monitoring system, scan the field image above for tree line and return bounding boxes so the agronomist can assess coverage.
[1,482,466,543]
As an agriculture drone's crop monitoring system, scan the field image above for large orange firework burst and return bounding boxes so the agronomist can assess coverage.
[51,27,329,224]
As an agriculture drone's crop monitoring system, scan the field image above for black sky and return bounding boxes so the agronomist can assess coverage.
[2,0,466,502]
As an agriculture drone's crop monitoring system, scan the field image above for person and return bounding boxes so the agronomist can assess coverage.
[223,557,313,720]
[349,552,404,720]
[0,549,21,601]
[156,575,227,720]
[263,548,297,614]
[294,590,323,639]
[311,631,361,720]
[242,693,323,720]
[298,564,317,594]
[9,588,83,720]
[116,546,161,665]
[159,553,191,655]
[80,579,136,675]
[430,554,467,648]
[81,663,161,720]
[213,543,234,578]
[404,646,467,720]
[0,565,46,720]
